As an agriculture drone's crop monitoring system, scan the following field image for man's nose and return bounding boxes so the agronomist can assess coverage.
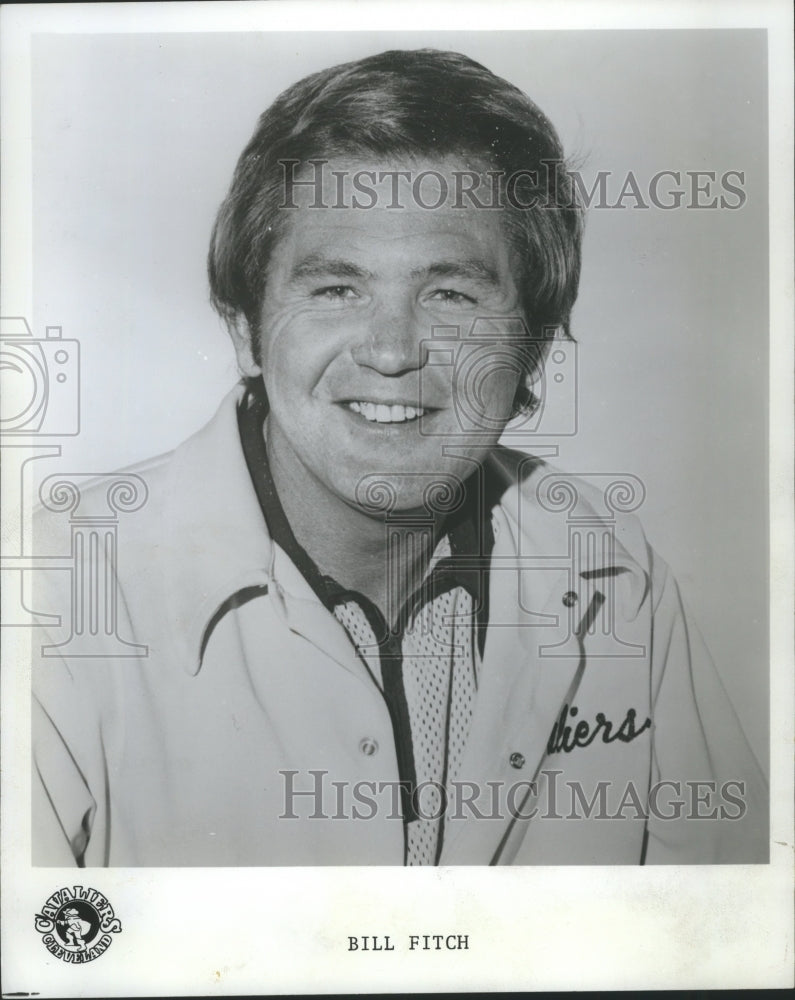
[350,301,428,375]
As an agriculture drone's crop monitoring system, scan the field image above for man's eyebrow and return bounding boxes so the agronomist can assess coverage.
[411,259,501,285]
[289,254,374,282]
[288,255,501,286]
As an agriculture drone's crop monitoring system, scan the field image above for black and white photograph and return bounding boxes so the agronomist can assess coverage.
[2,1,792,994]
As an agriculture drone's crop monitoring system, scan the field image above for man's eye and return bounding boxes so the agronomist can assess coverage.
[312,285,358,301]
[428,289,477,306]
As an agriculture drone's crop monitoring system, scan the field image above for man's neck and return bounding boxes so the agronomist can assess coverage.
[266,425,445,623]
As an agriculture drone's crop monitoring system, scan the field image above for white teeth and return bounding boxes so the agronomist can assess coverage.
[346,401,426,423]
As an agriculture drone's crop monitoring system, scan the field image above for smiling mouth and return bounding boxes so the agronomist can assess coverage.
[345,401,429,423]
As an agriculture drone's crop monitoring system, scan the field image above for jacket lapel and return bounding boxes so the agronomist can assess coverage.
[441,507,584,864]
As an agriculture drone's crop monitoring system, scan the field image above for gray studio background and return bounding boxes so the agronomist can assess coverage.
[30,30,768,768]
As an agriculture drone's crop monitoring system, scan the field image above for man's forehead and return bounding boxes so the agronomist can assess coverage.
[272,216,514,289]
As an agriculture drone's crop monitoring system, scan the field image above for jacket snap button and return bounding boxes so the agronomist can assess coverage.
[509,751,526,769]
[562,591,578,608]
[359,738,379,757]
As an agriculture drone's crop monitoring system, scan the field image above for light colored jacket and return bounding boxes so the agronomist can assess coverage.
[32,386,767,866]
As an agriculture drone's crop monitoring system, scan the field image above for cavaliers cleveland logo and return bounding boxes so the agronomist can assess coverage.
[35,886,122,963]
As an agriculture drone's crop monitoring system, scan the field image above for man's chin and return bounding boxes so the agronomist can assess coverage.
[343,468,471,520]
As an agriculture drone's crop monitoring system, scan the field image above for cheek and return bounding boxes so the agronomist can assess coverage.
[486,367,523,408]
[258,309,341,398]
[457,354,522,420]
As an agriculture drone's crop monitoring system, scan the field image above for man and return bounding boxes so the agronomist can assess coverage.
[57,908,88,951]
[32,49,766,866]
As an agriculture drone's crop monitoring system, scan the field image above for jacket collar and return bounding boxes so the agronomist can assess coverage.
[162,386,648,675]
[163,384,276,675]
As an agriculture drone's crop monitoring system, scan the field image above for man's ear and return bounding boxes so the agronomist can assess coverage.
[227,314,262,377]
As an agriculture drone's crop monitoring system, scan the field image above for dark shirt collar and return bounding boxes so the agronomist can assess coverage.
[236,379,495,635]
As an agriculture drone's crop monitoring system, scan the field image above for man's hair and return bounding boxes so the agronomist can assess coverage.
[208,48,584,399]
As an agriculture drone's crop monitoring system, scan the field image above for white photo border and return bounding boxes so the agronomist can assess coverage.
[1,1,792,994]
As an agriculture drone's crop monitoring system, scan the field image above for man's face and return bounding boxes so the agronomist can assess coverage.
[238,158,527,514]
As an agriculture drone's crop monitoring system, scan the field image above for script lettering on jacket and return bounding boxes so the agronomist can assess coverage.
[546,704,652,755]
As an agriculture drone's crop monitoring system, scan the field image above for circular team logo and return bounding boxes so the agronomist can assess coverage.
[35,886,122,963]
